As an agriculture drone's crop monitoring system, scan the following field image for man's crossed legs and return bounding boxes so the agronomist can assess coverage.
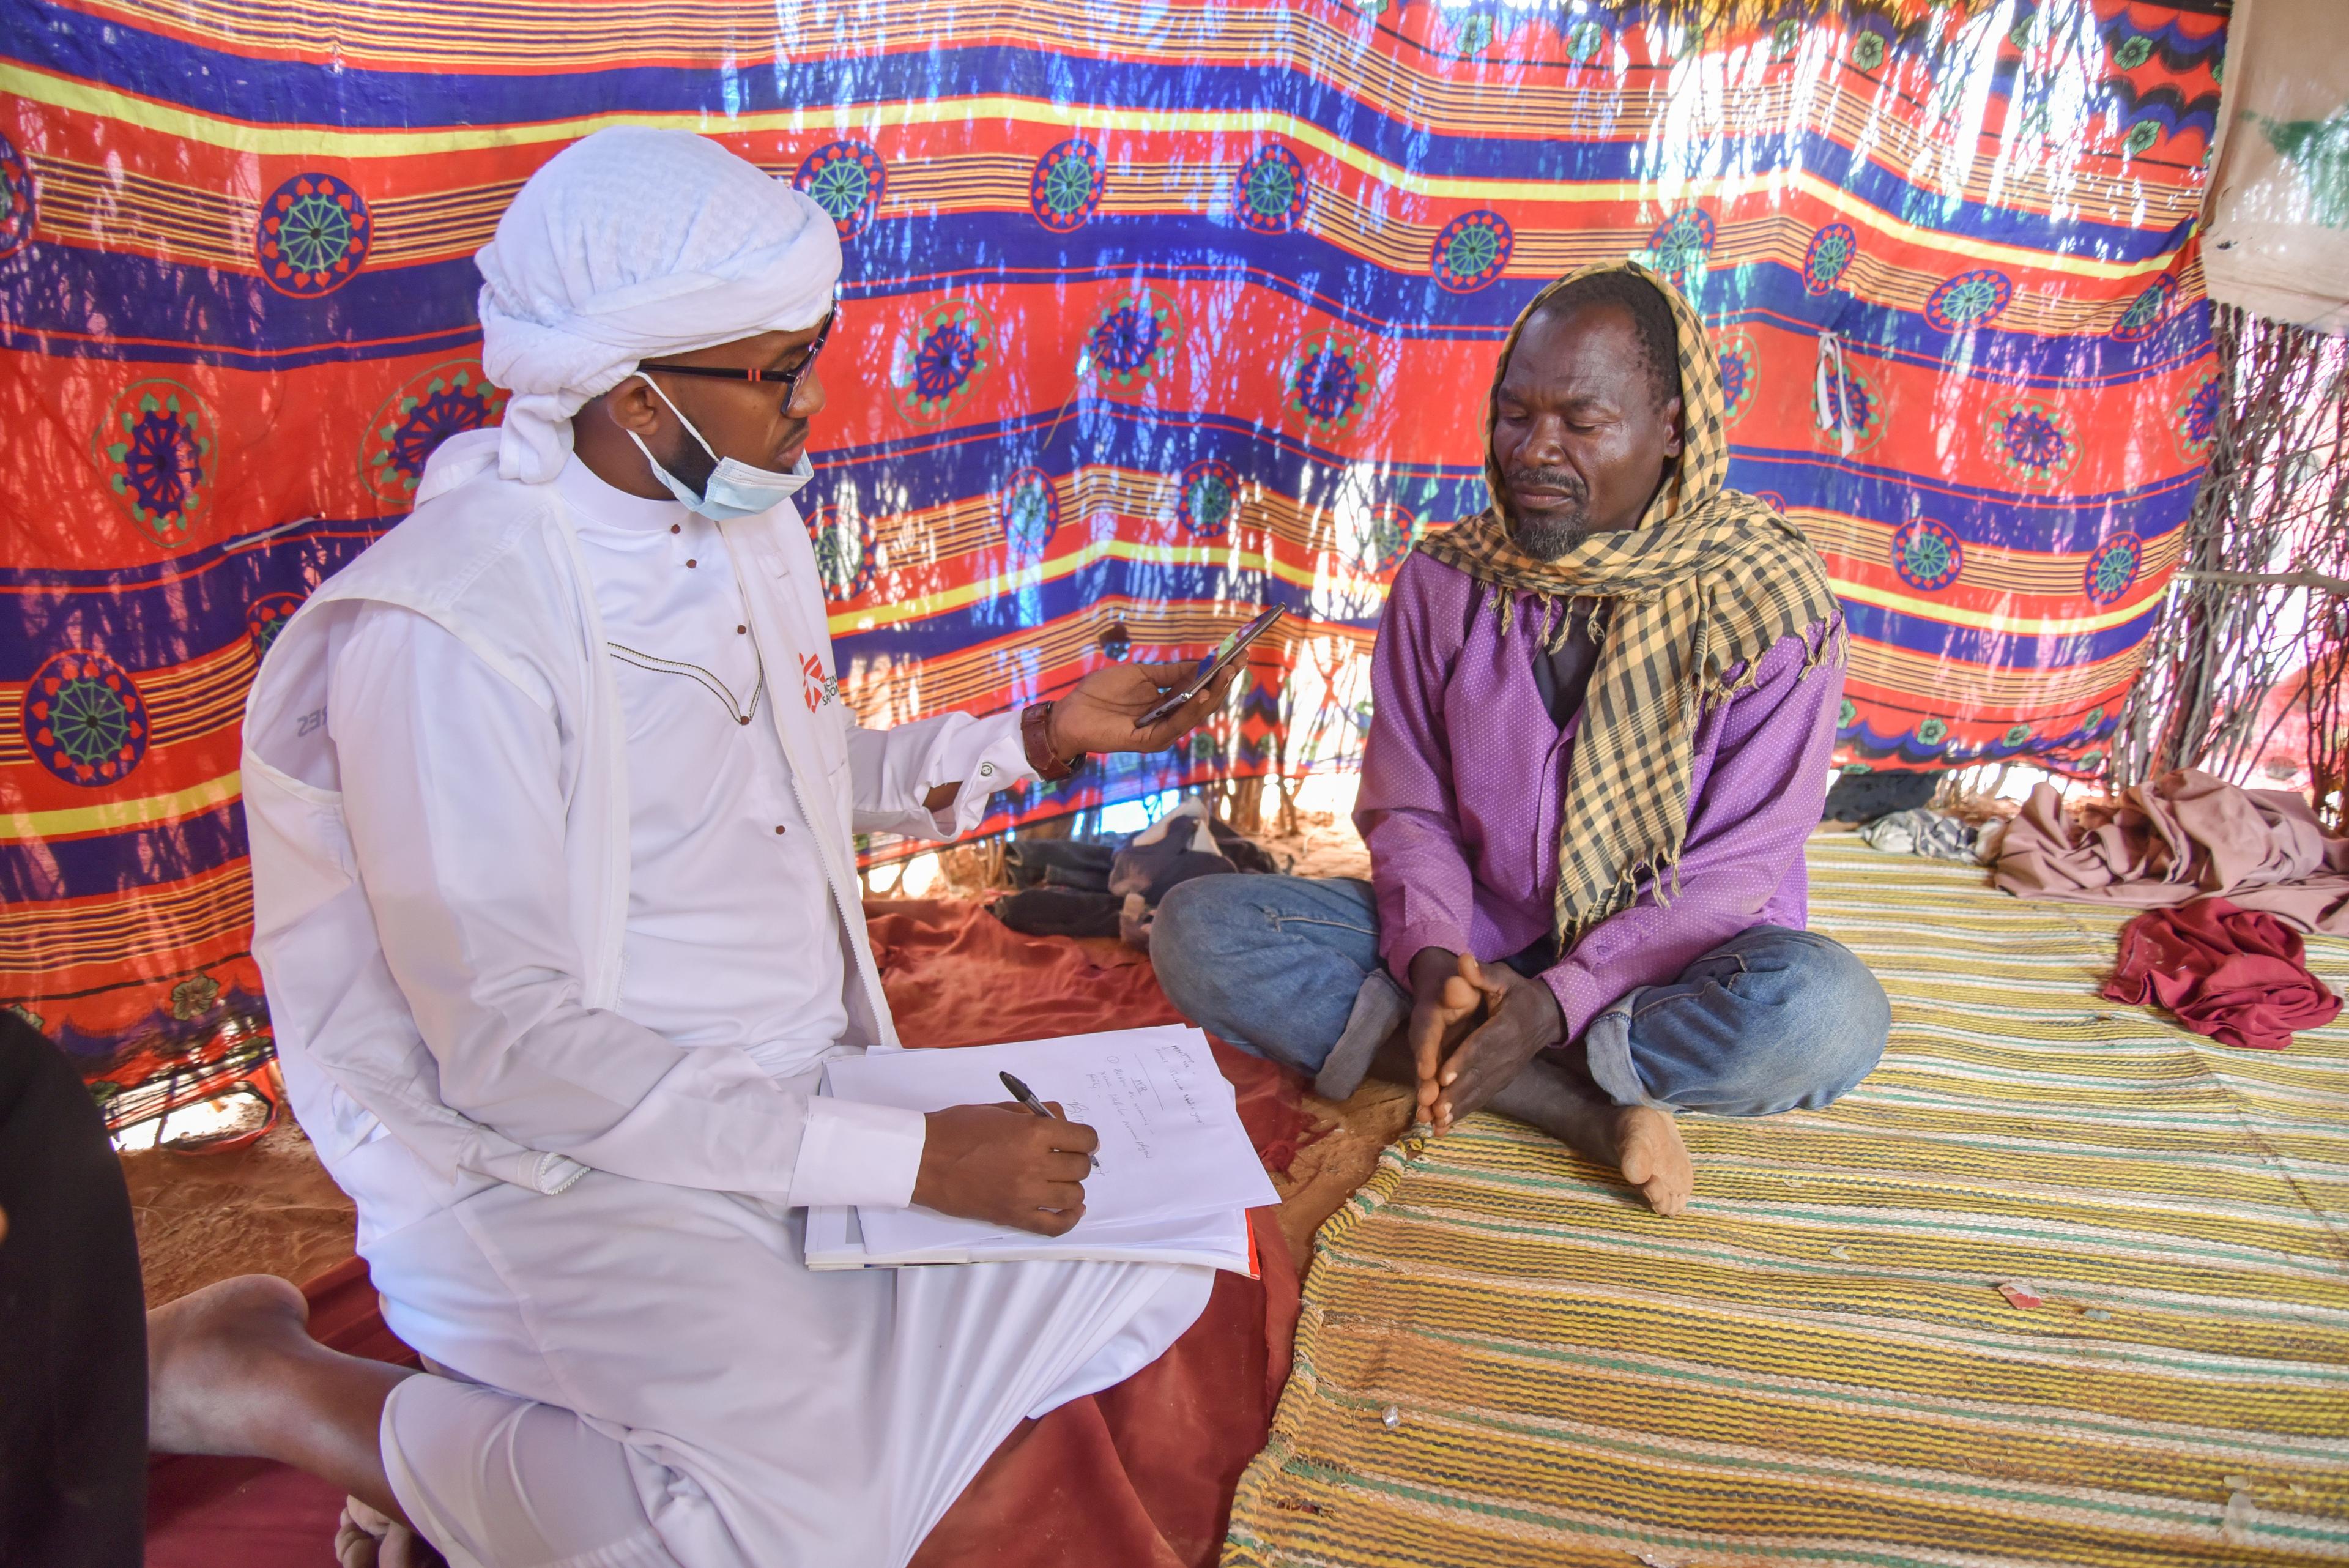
[1150,875,1889,1213]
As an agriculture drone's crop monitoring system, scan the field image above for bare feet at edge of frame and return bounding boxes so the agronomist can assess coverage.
[338,1497,448,1568]
[1612,1105,1694,1216]
[146,1271,316,1455]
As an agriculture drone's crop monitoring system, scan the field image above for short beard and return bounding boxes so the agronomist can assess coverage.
[1504,467,1590,560]
[1512,510,1590,560]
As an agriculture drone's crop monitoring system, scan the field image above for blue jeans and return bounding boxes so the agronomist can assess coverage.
[1150,875,1888,1118]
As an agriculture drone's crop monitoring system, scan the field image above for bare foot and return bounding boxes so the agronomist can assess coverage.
[339,1499,450,1568]
[1612,1107,1693,1216]
[147,1273,313,1455]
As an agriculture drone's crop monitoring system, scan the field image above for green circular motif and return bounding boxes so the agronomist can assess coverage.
[1445,223,1501,278]
[1838,698,1858,728]
[1939,274,2006,325]
[2091,538,2139,600]
[1904,530,1953,582]
[2113,34,2153,70]
[806,158,871,221]
[1851,32,1886,71]
[1245,161,1296,221]
[1842,762,1873,776]
[278,190,355,274]
[1006,481,1054,551]
[1918,718,1948,746]
[1770,18,1798,58]
[48,674,133,767]
[1042,157,1096,218]
[1454,14,1493,56]
[2084,705,2106,731]
[1187,472,1233,533]
[1567,20,1604,62]
[2009,16,2036,47]
[2003,724,2032,746]
[2124,120,2160,155]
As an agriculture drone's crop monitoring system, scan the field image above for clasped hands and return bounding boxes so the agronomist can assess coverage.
[1406,946,1567,1134]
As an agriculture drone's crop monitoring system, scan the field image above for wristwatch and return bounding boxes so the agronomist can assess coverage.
[1020,700,1086,782]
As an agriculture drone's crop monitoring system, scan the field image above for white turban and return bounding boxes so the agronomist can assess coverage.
[475,127,842,483]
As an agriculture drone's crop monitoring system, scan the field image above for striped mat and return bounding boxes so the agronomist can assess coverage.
[1223,837,2349,1568]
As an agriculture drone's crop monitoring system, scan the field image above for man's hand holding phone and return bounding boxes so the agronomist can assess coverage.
[1048,660,1243,755]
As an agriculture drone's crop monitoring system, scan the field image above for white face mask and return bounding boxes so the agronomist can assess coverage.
[625,372,814,522]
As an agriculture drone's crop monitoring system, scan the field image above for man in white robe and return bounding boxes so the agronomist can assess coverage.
[144,127,1242,1568]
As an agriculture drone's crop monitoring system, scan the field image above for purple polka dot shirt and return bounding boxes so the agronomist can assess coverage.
[1355,551,1845,1042]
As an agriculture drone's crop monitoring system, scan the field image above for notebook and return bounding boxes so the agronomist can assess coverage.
[804,1025,1277,1273]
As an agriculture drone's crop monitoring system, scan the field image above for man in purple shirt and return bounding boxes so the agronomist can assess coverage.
[1154,263,1888,1214]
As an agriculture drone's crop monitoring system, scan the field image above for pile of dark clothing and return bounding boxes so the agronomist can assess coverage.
[992,798,1283,949]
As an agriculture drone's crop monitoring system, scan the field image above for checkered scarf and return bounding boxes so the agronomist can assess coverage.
[1415,259,1844,947]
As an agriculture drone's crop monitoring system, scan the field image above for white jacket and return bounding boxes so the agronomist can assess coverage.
[242,431,1017,1240]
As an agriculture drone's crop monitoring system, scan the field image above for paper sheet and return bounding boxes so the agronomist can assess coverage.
[825,1026,1277,1260]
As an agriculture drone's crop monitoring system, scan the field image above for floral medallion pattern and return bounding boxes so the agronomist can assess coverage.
[1030,141,1106,232]
[23,649,148,787]
[256,171,371,297]
[359,360,509,504]
[1284,330,1377,437]
[95,379,214,548]
[1178,458,1241,541]
[795,141,888,240]
[1431,210,1513,293]
[1234,146,1309,234]
[1891,517,1964,592]
[888,299,996,425]
[1081,286,1182,394]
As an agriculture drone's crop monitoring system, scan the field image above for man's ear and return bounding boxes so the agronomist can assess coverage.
[595,376,664,437]
[1661,395,1685,458]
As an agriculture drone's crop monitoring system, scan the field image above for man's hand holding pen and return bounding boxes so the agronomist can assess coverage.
[911,1103,1102,1236]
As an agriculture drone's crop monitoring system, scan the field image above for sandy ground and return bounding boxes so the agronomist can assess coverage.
[129,803,1401,1306]
[122,1113,357,1308]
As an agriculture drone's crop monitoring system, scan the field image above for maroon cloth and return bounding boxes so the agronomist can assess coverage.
[146,899,1305,1568]
[2102,897,2343,1052]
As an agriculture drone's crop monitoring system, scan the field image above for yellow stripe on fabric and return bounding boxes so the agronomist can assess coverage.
[53,0,2209,240]
[1828,578,2165,637]
[826,536,1349,635]
[0,62,2173,285]
[0,771,242,841]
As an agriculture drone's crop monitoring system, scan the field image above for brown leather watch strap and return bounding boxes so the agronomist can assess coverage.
[1020,700,1085,782]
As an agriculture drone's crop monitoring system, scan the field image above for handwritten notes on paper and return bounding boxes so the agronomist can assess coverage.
[823,1026,1277,1260]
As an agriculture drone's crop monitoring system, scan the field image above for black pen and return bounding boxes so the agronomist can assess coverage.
[1000,1071,1102,1170]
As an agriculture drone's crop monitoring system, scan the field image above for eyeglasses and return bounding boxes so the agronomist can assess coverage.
[639,306,837,404]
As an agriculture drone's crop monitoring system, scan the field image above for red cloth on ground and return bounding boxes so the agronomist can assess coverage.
[146,899,1304,1568]
[869,899,1306,1568]
[2102,896,2343,1052]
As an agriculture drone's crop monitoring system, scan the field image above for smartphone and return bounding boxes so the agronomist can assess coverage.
[1132,605,1287,729]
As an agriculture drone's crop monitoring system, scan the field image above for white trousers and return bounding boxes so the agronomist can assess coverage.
[367,1172,1212,1568]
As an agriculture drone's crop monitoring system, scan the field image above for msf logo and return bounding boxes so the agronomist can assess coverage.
[800,653,839,712]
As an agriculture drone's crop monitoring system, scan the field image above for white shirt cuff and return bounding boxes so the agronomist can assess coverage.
[788,1098,927,1209]
[928,711,1036,837]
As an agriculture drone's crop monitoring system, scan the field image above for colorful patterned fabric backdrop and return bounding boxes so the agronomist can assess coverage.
[0,0,2225,1128]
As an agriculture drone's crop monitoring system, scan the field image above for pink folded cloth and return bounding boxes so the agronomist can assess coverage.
[1992,768,2349,934]
[2103,897,2342,1052]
